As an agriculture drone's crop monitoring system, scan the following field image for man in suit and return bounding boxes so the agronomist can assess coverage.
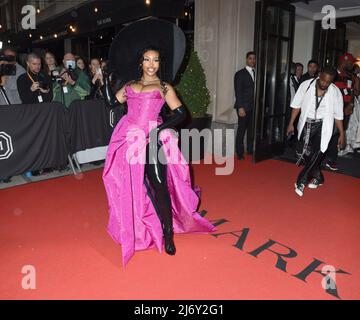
[290,62,303,97]
[300,60,319,84]
[234,51,256,160]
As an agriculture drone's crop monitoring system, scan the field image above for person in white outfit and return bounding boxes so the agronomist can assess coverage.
[286,67,345,197]
[340,64,360,154]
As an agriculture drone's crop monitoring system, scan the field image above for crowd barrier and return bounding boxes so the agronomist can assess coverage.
[0,99,124,179]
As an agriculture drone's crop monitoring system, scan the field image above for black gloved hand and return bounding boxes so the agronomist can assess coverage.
[100,72,121,109]
[148,105,186,146]
[147,105,186,163]
[152,105,186,136]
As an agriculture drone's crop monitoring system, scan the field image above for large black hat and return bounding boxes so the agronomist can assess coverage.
[108,17,186,85]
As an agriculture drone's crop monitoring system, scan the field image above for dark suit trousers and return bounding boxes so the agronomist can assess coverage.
[236,109,253,157]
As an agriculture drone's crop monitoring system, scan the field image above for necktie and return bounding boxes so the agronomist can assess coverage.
[252,69,255,82]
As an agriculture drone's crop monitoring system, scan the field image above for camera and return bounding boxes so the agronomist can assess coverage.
[0,54,15,63]
[38,80,50,91]
[0,63,16,76]
[66,65,78,81]
[50,70,65,85]
[0,54,16,76]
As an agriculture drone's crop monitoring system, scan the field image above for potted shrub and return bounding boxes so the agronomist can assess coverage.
[174,43,212,160]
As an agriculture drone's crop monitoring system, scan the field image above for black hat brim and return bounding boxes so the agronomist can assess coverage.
[108,17,186,84]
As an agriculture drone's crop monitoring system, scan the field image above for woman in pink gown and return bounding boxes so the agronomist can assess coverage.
[102,47,215,267]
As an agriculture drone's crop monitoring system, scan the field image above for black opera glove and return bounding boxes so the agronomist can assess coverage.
[100,72,121,109]
[153,105,187,136]
[147,105,186,161]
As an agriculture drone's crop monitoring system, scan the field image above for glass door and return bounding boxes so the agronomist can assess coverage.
[252,0,295,163]
[312,21,347,68]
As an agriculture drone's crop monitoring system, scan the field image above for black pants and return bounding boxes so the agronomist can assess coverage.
[236,109,253,157]
[297,121,325,185]
[144,140,173,232]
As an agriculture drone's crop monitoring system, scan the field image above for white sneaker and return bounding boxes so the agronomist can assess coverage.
[294,183,305,197]
[338,145,354,157]
[308,178,323,189]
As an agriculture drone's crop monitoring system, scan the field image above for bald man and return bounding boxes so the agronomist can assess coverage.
[52,52,90,108]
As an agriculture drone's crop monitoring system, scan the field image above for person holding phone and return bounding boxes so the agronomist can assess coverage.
[86,58,104,99]
[17,52,53,104]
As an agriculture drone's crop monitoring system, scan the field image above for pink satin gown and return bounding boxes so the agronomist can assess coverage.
[102,85,216,266]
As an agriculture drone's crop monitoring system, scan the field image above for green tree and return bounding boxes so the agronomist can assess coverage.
[175,45,211,118]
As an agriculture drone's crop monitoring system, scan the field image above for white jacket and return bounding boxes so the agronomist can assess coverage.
[291,78,344,153]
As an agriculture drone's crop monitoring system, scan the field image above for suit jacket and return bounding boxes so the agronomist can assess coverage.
[234,68,255,111]
[299,72,316,84]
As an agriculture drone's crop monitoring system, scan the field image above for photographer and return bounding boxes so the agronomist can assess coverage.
[17,53,53,104]
[0,47,26,105]
[52,52,90,108]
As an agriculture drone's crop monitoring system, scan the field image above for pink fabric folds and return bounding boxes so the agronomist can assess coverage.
[102,86,216,266]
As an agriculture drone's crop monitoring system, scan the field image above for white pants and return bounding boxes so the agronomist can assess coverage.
[345,96,360,150]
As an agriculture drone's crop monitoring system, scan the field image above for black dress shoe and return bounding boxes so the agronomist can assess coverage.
[31,170,45,176]
[1,177,12,183]
[237,155,244,160]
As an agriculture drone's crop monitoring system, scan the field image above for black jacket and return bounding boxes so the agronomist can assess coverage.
[17,71,53,104]
[234,68,255,111]
[299,72,317,84]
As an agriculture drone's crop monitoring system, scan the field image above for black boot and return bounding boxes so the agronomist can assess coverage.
[163,225,176,255]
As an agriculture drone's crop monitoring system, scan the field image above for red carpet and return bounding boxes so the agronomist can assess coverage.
[1,157,359,300]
